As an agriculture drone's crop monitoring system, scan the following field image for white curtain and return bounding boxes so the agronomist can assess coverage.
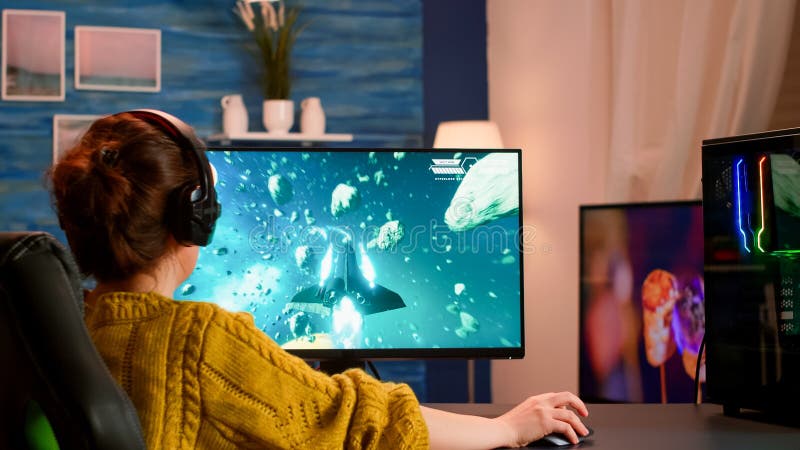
[487,0,796,403]
[605,0,796,201]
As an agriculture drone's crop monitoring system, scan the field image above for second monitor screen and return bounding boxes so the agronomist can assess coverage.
[579,201,704,403]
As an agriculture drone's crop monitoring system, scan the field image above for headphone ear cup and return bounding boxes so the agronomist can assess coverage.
[167,183,198,245]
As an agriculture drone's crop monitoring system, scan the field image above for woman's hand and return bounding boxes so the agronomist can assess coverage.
[494,391,590,447]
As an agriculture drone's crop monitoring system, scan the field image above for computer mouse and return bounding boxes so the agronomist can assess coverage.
[527,427,594,447]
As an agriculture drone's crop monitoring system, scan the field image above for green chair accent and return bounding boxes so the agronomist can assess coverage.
[24,401,59,450]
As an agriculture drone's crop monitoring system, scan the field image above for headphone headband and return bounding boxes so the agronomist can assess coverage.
[126,109,212,203]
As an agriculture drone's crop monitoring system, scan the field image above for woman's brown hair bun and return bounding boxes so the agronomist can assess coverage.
[49,113,198,282]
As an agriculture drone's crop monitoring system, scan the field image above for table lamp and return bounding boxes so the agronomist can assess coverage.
[433,120,504,149]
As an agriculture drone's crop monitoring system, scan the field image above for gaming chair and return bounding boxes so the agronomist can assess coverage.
[0,231,146,450]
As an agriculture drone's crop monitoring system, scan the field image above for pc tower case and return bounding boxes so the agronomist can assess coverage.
[702,128,800,417]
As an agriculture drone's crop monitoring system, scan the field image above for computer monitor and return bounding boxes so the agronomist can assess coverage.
[579,201,704,403]
[176,148,524,363]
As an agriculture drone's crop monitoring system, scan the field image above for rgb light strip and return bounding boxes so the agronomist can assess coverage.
[735,159,751,253]
[757,155,767,253]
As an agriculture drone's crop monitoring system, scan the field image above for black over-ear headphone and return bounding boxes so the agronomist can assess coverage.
[122,109,221,247]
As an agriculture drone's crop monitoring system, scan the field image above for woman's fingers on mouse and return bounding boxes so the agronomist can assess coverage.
[549,415,582,445]
[500,396,590,447]
[545,391,590,417]
[551,407,590,438]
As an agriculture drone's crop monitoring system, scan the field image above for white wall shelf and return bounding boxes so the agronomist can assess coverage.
[206,132,354,146]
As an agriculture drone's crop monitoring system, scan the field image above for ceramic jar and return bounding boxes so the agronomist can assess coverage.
[221,94,248,135]
[300,97,326,136]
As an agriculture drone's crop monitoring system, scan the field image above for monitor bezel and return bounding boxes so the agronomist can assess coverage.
[199,146,526,361]
[577,199,703,402]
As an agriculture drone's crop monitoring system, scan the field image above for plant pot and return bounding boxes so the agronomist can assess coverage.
[263,99,294,134]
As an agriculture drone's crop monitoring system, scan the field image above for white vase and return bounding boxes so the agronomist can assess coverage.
[263,99,294,134]
[300,97,326,136]
[221,94,248,135]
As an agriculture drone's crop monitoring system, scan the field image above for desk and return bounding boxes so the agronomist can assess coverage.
[424,403,800,449]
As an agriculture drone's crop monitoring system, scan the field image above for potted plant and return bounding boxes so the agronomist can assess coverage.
[235,0,303,134]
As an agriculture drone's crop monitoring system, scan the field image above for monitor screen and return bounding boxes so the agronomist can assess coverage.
[175,148,524,359]
[579,201,704,403]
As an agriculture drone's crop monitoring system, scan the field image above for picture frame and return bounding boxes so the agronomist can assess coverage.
[1,9,65,101]
[52,114,101,164]
[75,26,161,92]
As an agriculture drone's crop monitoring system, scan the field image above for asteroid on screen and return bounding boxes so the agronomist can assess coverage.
[331,183,361,217]
[455,311,480,338]
[267,174,293,205]
[367,220,405,250]
[444,153,519,232]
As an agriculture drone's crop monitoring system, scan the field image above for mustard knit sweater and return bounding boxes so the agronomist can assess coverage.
[84,292,429,449]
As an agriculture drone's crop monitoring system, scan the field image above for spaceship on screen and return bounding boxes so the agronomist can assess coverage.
[288,231,406,316]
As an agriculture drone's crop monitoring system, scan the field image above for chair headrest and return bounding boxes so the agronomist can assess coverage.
[0,231,84,314]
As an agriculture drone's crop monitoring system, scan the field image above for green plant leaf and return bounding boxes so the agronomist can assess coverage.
[237,1,305,100]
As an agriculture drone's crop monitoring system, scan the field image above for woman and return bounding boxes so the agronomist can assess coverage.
[49,110,589,449]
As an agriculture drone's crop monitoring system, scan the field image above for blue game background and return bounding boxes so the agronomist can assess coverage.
[176,149,523,352]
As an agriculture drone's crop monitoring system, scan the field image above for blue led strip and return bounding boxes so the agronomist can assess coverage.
[735,159,751,253]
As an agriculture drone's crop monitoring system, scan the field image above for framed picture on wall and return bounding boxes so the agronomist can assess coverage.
[75,26,161,92]
[52,114,101,164]
[1,9,65,101]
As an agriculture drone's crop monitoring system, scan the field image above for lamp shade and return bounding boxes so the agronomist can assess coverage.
[433,120,503,148]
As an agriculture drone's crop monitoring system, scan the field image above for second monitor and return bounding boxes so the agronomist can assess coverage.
[579,201,704,403]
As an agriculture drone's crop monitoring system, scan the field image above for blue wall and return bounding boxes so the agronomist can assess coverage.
[0,0,492,403]
[423,0,488,147]
[0,0,422,234]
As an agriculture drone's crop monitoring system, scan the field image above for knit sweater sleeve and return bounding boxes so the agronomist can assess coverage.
[198,307,429,449]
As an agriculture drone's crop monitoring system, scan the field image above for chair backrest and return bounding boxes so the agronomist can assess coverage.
[0,232,146,450]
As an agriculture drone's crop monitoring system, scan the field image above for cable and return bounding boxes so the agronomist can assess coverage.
[367,360,381,380]
[694,334,706,405]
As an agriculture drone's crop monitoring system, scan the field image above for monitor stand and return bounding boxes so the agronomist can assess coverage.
[317,359,366,375]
